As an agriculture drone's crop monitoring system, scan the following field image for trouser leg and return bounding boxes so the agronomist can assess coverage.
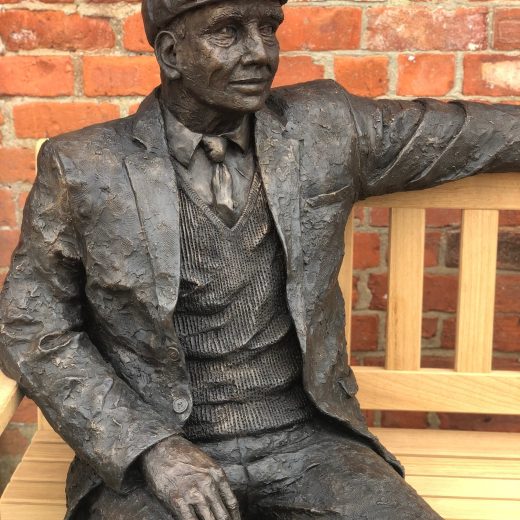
[240,419,443,520]
[84,484,174,520]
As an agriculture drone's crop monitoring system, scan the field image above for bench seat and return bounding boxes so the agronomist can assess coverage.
[1,427,519,520]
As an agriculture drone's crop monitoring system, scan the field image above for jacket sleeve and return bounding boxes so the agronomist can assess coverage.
[0,141,178,493]
[346,92,520,199]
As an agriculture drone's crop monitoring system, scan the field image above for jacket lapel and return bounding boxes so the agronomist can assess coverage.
[255,108,307,352]
[124,91,180,324]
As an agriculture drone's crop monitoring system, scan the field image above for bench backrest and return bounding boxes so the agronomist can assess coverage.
[339,173,520,415]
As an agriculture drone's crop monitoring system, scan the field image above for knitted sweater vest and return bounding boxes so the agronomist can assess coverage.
[173,171,314,441]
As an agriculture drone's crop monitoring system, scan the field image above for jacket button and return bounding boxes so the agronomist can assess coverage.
[168,346,180,361]
[173,397,189,414]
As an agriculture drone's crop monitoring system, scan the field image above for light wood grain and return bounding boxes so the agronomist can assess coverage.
[339,214,354,360]
[357,173,520,210]
[356,368,520,413]
[455,209,498,373]
[424,497,520,520]
[0,373,23,436]
[399,455,520,479]
[373,427,520,458]
[386,208,425,370]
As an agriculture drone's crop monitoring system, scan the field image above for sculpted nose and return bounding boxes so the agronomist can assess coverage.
[242,29,269,66]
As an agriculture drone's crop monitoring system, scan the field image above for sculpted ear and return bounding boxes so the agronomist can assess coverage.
[155,30,182,81]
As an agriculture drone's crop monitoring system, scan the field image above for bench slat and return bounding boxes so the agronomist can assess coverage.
[358,173,520,210]
[386,208,425,370]
[399,455,520,479]
[424,496,520,520]
[409,475,520,500]
[456,209,498,373]
[357,368,520,414]
[0,374,23,436]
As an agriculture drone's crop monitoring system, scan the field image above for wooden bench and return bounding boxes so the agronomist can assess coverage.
[1,164,520,519]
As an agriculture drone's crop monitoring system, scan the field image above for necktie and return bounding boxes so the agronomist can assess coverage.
[201,136,236,225]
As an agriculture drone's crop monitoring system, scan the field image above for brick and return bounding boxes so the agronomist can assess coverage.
[0,149,35,183]
[14,103,120,138]
[278,7,362,51]
[437,413,520,433]
[0,56,73,97]
[493,357,520,371]
[11,397,37,424]
[0,230,19,267]
[381,411,429,429]
[464,55,520,97]
[496,275,520,313]
[351,314,379,351]
[424,231,441,268]
[493,316,520,353]
[273,56,324,88]
[425,208,461,228]
[500,211,520,227]
[367,273,387,311]
[397,54,455,96]
[443,314,520,352]
[361,355,385,367]
[0,110,4,145]
[83,56,160,96]
[422,355,455,370]
[366,7,487,51]
[362,410,376,427]
[447,231,520,272]
[494,9,520,51]
[353,232,380,269]
[123,13,152,52]
[423,274,458,312]
[369,208,389,227]
[0,188,16,227]
[0,426,32,456]
[334,56,389,97]
[0,10,114,51]
[0,272,6,287]
[422,317,438,339]
[441,317,456,349]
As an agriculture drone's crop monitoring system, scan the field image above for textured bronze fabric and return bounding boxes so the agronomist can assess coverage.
[175,171,314,440]
[1,82,519,520]
[84,418,442,520]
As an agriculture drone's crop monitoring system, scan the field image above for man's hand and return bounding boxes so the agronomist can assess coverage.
[141,435,241,520]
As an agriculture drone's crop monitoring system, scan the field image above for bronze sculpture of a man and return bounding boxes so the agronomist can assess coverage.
[1,0,519,519]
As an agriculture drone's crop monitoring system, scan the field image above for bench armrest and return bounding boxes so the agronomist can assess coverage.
[0,372,23,435]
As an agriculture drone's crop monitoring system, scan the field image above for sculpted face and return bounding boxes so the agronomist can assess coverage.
[161,0,283,115]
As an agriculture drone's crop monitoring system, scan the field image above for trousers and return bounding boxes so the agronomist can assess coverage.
[85,416,443,520]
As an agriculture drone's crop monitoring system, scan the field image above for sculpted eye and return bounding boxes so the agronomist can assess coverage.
[216,25,237,39]
[259,24,276,37]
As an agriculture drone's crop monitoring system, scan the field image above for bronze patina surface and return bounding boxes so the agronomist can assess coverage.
[1,1,519,519]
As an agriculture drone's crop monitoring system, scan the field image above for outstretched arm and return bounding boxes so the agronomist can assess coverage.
[0,141,178,493]
[346,93,520,199]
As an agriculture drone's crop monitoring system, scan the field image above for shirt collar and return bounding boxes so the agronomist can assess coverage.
[161,104,251,167]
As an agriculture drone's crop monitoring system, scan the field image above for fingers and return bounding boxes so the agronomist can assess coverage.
[173,499,198,520]
[207,481,232,520]
[217,479,241,520]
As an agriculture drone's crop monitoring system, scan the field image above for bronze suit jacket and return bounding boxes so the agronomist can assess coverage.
[1,80,519,518]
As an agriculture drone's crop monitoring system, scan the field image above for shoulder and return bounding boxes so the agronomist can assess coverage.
[266,79,353,125]
[47,115,135,164]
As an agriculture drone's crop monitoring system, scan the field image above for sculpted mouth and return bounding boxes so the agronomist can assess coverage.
[230,78,270,84]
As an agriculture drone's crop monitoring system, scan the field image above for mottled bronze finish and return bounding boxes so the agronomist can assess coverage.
[1,0,519,519]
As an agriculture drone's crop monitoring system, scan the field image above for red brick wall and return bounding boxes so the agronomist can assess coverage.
[0,0,519,488]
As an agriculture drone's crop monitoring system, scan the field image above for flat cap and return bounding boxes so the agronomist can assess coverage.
[142,0,288,47]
